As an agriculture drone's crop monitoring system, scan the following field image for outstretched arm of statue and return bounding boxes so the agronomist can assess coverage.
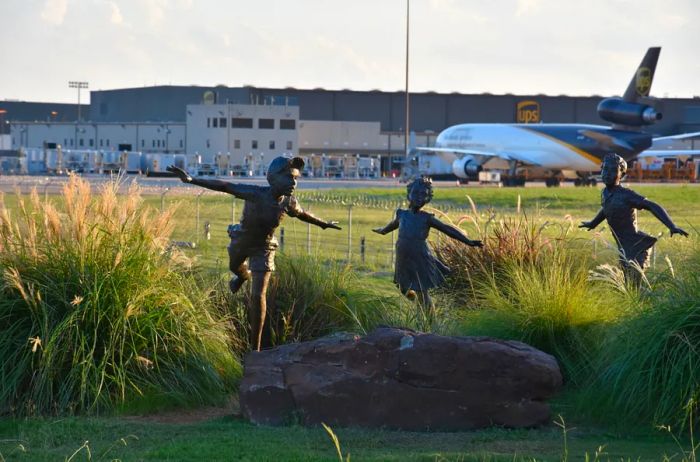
[640,199,689,237]
[579,209,605,230]
[296,210,342,230]
[429,216,483,247]
[166,166,257,200]
[372,211,399,235]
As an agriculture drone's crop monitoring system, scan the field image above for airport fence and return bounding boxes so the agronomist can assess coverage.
[0,177,480,273]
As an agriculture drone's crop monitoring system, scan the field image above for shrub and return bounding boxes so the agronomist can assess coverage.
[216,254,415,352]
[0,175,238,415]
[459,246,619,384]
[434,212,573,304]
[584,237,700,429]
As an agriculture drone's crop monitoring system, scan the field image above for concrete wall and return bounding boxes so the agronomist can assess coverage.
[185,103,299,166]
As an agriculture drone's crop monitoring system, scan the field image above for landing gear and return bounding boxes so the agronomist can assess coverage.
[502,160,526,187]
[503,176,526,187]
[574,177,598,187]
[545,177,561,188]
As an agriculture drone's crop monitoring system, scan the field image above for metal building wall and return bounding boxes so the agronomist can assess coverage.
[86,86,700,136]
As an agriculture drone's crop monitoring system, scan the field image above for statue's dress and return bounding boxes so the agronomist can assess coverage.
[394,209,450,293]
[602,186,657,269]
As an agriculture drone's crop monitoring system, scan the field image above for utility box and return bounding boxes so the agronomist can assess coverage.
[479,171,501,184]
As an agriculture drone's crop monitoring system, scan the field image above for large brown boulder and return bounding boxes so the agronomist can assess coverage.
[239,327,562,430]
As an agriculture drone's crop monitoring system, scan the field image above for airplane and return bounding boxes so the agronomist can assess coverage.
[415,47,700,187]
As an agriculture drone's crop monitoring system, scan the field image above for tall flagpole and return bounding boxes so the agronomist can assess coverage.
[404,0,410,169]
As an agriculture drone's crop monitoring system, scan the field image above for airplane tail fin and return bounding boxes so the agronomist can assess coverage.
[622,47,661,102]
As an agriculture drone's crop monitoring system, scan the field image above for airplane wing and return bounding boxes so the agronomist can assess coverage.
[652,131,700,142]
[415,147,542,166]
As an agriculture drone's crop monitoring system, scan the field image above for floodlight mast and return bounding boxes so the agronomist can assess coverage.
[404,0,410,177]
[68,81,89,122]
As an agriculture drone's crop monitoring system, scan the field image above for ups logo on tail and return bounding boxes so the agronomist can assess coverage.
[516,100,540,123]
[636,67,651,96]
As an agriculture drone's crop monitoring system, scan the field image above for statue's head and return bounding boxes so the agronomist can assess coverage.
[406,176,433,209]
[267,156,304,196]
[601,153,627,186]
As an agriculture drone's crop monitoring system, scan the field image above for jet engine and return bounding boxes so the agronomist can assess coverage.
[451,156,483,179]
[597,98,662,126]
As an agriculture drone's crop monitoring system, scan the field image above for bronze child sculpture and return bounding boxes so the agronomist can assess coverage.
[580,153,688,284]
[373,176,483,318]
[167,157,341,351]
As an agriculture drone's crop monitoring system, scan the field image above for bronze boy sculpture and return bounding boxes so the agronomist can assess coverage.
[373,176,483,317]
[167,157,341,351]
[580,153,688,284]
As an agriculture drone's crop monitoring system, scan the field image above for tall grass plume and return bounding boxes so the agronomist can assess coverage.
[0,175,238,415]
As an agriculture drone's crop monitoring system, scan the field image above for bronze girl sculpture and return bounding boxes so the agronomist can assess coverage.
[580,153,688,284]
[374,176,483,317]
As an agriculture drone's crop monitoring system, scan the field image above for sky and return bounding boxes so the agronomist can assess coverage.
[1,0,698,104]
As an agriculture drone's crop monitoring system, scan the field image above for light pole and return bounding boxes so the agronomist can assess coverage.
[68,81,88,122]
[404,0,410,166]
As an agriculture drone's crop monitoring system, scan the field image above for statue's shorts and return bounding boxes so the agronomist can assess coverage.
[227,224,276,273]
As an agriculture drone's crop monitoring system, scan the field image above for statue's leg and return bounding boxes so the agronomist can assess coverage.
[228,246,251,294]
[417,290,435,325]
[249,271,271,352]
[620,258,642,288]
[402,289,417,300]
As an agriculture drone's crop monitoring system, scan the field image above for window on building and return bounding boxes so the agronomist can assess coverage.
[70,139,74,146]
[232,117,253,128]
[269,140,275,149]
[89,139,94,147]
[152,140,155,148]
[258,118,274,129]
[212,118,218,128]
[179,140,183,148]
[141,140,145,147]
[252,140,258,149]
[286,141,293,150]
[100,139,103,147]
[280,119,296,130]
[64,138,67,146]
[162,139,165,147]
[206,140,210,148]
[207,118,210,128]
[79,139,84,147]
[219,117,227,128]
[106,139,110,146]
[234,139,241,149]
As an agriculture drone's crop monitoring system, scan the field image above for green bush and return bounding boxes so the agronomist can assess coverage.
[0,176,238,415]
[217,254,413,352]
[584,237,700,429]
[458,245,619,384]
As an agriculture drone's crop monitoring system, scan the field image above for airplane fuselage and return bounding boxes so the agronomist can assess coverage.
[435,124,653,172]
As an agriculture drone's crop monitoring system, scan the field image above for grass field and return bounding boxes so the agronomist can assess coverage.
[1,181,699,461]
[127,183,700,272]
[0,414,694,461]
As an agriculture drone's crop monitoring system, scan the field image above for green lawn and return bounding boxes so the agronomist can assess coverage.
[0,415,692,461]
[129,183,700,272]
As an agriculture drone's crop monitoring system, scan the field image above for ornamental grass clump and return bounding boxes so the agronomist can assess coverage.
[435,210,572,304]
[464,246,619,384]
[0,175,238,415]
[218,254,410,352]
[584,236,700,430]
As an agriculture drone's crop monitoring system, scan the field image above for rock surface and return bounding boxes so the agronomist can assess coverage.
[239,327,562,430]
